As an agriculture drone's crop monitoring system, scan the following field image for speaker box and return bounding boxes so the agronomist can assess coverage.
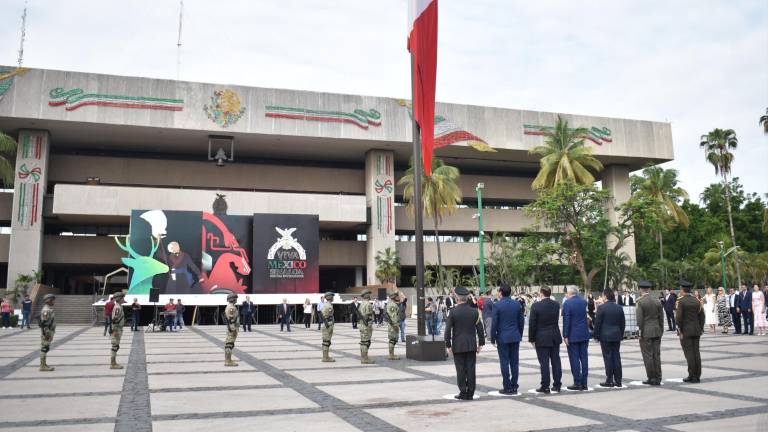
[149,288,160,303]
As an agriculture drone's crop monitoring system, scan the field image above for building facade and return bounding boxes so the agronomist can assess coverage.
[0,67,673,294]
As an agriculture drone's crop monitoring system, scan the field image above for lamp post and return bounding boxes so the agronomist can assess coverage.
[718,241,727,290]
[475,183,486,294]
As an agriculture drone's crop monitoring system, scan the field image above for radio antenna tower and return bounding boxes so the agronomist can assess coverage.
[176,0,183,80]
[18,0,28,67]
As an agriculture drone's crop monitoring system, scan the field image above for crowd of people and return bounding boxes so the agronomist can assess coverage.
[442,280,768,400]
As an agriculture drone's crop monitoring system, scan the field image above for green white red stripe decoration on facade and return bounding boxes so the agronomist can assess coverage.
[265,106,382,130]
[16,134,44,227]
[0,67,29,102]
[374,153,393,235]
[524,124,612,145]
[397,99,496,152]
[48,88,184,111]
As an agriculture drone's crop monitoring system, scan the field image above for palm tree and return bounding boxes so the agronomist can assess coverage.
[374,247,401,286]
[632,165,689,286]
[760,108,768,134]
[700,128,742,287]
[0,132,16,186]
[529,115,604,189]
[399,157,462,291]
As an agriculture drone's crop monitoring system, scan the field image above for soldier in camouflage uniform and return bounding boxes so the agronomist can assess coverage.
[224,293,240,366]
[386,292,401,360]
[358,289,375,364]
[321,292,336,362]
[39,294,56,372]
[110,292,127,369]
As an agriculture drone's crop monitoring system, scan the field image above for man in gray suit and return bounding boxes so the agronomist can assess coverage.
[636,280,664,385]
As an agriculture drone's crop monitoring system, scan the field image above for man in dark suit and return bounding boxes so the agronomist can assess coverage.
[528,286,562,393]
[593,289,625,388]
[663,289,678,332]
[490,283,524,395]
[278,298,292,332]
[728,288,741,334]
[350,297,359,329]
[636,280,664,385]
[562,287,590,391]
[241,296,255,332]
[444,286,485,401]
[618,290,635,306]
[737,285,753,335]
[676,280,705,382]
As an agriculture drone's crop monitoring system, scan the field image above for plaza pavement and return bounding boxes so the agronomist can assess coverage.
[0,320,765,431]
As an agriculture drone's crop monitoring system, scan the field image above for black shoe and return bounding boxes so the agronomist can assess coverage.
[682,377,693,383]
[642,380,653,385]
[499,389,517,395]
[614,382,623,388]
[566,385,581,391]
[535,386,551,394]
[599,382,614,388]
[689,378,700,383]
[650,381,662,386]
[580,384,588,390]
[453,394,463,400]
[551,385,561,393]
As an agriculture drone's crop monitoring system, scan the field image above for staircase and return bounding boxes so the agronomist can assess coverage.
[33,295,95,325]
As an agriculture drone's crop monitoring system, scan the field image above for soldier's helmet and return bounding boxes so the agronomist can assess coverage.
[113,292,126,302]
[389,291,400,300]
[42,293,56,303]
[324,292,335,300]
[361,289,372,299]
[227,293,238,303]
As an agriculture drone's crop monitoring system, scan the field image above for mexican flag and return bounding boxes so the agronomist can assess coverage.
[408,0,438,176]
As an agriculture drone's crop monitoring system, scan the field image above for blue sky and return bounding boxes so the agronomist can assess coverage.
[1,0,765,199]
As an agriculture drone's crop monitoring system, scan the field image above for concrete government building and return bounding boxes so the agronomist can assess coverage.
[0,67,674,297]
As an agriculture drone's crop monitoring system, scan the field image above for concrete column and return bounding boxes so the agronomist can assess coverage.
[365,150,396,285]
[602,165,636,263]
[7,130,50,289]
[354,266,364,287]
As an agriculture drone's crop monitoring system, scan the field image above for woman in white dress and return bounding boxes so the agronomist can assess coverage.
[703,287,718,334]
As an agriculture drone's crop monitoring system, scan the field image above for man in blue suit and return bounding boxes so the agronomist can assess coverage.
[490,283,525,395]
[737,285,753,335]
[562,287,590,391]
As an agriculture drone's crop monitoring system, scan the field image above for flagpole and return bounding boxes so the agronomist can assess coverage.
[410,54,426,337]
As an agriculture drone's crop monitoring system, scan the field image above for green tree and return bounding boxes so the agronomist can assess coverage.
[399,157,462,291]
[0,131,16,186]
[700,128,742,287]
[529,115,603,189]
[630,165,689,286]
[374,247,401,286]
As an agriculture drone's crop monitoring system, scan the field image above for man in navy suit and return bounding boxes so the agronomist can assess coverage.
[562,287,590,391]
[528,286,563,394]
[663,288,678,332]
[490,283,525,395]
[737,285,753,335]
[593,288,625,388]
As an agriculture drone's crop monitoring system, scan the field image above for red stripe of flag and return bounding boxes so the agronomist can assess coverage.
[408,0,438,176]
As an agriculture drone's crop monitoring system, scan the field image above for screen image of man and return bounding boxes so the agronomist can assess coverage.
[161,241,203,294]
[444,286,485,401]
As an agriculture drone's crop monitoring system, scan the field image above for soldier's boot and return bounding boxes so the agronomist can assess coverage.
[224,350,239,367]
[322,347,336,362]
[360,347,375,364]
[39,353,54,372]
[388,344,400,360]
[110,353,124,370]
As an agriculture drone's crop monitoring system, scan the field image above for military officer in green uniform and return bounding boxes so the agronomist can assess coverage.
[321,292,336,362]
[676,279,705,383]
[224,293,239,367]
[358,289,375,364]
[386,292,401,360]
[39,294,56,372]
[110,292,127,369]
[636,280,664,385]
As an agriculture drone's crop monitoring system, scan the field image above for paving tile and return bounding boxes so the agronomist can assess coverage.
[552,387,762,420]
[318,379,458,405]
[12,423,116,432]
[366,398,598,431]
[706,357,768,372]
[7,364,127,378]
[2,376,124,395]
[265,357,377,370]
[147,361,255,374]
[151,387,317,415]
[149,371,279,389]
[287,366,420,383]
[689,375,768,399]
[153,412,360,432]
[0,394,121,422]
[668,413,767,431]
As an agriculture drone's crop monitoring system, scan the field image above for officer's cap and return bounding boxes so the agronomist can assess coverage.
[678,279,692,288]
[638,280,653,289]
[43,293,56,302]
[388,291,399,299]
[324,292,335,300]
[454,286,470,296]
[361,289,372,298]
[113,292,126,301]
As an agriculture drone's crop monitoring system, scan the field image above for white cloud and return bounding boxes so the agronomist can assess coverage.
[0,0,765,199]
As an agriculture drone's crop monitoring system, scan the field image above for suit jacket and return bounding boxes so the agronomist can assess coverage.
[737,290,752,311]
[528,298,562,347]
[676,295,705,337]
[636,293,664,339]
[277,303,292,318]
[562,296,590,342]
[241,301,254,315]
[490,297,524,344]
[444,302,485,353]
[618,295,635,306]
[350,302,359,319]
[663,293,677,314]
[593,300,625,342]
